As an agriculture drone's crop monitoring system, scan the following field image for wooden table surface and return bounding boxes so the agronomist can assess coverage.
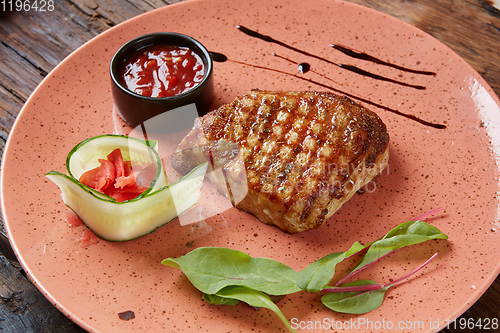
[0,0,499,332]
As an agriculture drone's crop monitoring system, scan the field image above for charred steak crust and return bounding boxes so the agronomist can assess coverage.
[172,90,389,233]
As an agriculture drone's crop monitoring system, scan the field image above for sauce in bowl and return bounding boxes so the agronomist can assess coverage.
[120,45,205,98]
[110,32,214,128]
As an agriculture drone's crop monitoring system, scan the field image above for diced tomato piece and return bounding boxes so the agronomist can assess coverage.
[107,148,125,178]
[168,75,178,87]
[105,186,145,202]
[76,229,100,248]
[78,148,151,202]
[80,158,116,192]
[65,213,85,227]
[95,159,116,192]
[79,167,100,189]
[114,161,136,189]
[114,174,136,189]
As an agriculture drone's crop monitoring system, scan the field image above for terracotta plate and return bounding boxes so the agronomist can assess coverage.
[2,0,499,332]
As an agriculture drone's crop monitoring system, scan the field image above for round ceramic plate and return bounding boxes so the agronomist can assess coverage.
[2,0,500,332]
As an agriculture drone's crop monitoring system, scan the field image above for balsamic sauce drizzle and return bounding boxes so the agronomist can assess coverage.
[272,53,339,85]
[236,25,426,90]
[210,52,228,63]
[331,44,437,76]
[297,62,310,74]
[209,51,445,129]
[210,25,446,130]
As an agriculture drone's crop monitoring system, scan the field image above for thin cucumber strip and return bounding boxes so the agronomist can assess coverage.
[46,135,207,241]
[66,135,166,199]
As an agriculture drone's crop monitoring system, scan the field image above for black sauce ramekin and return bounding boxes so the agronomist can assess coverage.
[110,32,214,129]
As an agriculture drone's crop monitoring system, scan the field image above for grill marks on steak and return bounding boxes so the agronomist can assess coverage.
[172,90,389,233]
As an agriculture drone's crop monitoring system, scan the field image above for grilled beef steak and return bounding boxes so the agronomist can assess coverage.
[172,90,389,233]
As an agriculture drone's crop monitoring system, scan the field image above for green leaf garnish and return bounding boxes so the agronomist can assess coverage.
[321,280,387,314]
[204,286,297,333]
[322,252,439,313]
[296,241,365,292]
[334,220,448,287]
[202,293,240,306]
[161,247,301,295]
[162,216,448,333]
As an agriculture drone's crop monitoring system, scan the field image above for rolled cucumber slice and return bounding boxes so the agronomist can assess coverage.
[46,134,207,241]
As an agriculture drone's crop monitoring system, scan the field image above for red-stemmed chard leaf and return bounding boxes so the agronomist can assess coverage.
[163,213,448,331]
[296,241,366,292]
[413,207,444,221]
[334,220,447,287]
[321,280,387,314]
[296,219,447,292]
[322,253,439,314]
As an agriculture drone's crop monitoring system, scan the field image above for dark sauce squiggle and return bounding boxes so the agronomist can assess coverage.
[331,44,437,76]
[236,25,426,90]
[210,52,228,62]
[297,62,310,74]
[272,53,338,85]
[209,51,445,129]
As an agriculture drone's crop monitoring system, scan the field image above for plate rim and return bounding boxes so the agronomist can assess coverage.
[2,0,500,332]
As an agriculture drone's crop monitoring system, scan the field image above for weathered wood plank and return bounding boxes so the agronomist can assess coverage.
[0,2,171,332]
[348,0,500,94]
[0,234,86,332]
[0,0,169,161]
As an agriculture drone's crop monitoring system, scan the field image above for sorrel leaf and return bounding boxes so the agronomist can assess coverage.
[296,241,365,292]
[202,293,240,306]
[207,286,297,333]
[163,218,448,331]
[334,220,448,286]
[161,247,301,295]
[321,280,388,314]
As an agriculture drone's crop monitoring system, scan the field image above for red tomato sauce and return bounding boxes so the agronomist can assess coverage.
[120,45,205,98]
[79,148,156,202]
[75,228,101,248]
